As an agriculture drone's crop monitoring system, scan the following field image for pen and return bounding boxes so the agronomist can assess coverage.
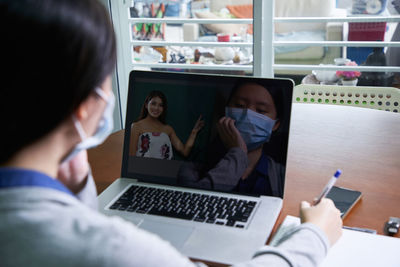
[313,169,342,205]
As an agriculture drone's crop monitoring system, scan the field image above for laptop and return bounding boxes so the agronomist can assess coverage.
[98,70,294,264]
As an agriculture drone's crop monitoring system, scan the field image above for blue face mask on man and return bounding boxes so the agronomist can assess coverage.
[225,107,276,151]
[63,87,115,162]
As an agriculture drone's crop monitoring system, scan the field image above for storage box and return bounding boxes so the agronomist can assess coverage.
[348,22,386,41]
[347,21,387,64]
[347,47,374,64]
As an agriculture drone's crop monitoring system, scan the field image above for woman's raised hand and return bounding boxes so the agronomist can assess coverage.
[217,116,247,154]
[192,114,205,134]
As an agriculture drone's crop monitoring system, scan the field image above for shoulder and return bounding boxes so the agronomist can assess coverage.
[163,124,174,135]
[131,119,144,128]
[131,120,144,133]
[0,189,126,265]
[1,188,192,266]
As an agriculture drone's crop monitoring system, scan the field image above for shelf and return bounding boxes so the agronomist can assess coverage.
[128,18,253,24]
[131,62,253,71]
[130,40,252,48]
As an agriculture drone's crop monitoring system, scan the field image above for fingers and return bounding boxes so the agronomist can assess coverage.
[194,121,205,131]
[324,198,342,218]
[219,117,236,131]
[320,198,334,205]
[195,115,202,126]
[217,117,236,138]
[301,201,311,209]
[193,114,205,132]
[300,197,343,246]
[217,117,233,141]
[217,117,247,153]
[312,198,341,217]
[318,198,336,210]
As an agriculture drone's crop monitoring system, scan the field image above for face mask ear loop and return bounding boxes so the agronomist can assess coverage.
[72,87,107,141]
[95,87,108,101]
[72,115,87,142]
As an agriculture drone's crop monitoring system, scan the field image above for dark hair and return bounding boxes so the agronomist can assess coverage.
[1,0,116,163]
[136,91,168,124]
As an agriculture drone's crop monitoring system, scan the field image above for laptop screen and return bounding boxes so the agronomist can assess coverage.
[121,71,293,198]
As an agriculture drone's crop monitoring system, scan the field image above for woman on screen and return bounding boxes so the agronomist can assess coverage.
[178,81,286,197]
[129,90,204,159]
[217,81,285,196]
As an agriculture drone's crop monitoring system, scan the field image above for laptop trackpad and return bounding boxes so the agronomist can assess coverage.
[139,220,193,249]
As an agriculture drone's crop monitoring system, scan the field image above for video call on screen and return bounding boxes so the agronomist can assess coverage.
[123,73,292,198]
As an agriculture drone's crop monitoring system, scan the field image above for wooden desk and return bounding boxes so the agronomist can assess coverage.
[276,103,400,237]
[88,103,400,238]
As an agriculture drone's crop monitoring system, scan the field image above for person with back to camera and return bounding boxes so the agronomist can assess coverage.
[0,0,342,266]
[178,81,286,197]
[129,90,204,159]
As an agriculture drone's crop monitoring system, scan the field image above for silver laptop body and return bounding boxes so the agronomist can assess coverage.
[98,71,294,264]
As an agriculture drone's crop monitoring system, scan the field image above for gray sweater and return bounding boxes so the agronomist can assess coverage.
[0,174,329,267]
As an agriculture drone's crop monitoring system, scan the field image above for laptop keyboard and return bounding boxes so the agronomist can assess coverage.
[108,185,257,228]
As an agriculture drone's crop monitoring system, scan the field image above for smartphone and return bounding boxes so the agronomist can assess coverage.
[326,186,362,218]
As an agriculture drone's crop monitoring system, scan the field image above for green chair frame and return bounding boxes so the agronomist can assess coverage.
[293,84,400,113]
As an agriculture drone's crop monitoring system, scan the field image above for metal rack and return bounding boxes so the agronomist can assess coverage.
[119,1,400,72]
[109,0,400,123]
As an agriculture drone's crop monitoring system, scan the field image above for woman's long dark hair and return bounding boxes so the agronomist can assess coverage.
[136,90,168,124]
[1,0,116,163]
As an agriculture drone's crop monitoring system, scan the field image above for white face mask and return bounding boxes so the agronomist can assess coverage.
[63,87,115,162]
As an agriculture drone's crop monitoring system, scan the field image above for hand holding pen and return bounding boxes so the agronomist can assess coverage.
[300,170,343,245]
[301,198,343,245]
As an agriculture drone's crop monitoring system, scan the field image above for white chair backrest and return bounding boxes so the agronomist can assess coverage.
[293,84,400,113]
